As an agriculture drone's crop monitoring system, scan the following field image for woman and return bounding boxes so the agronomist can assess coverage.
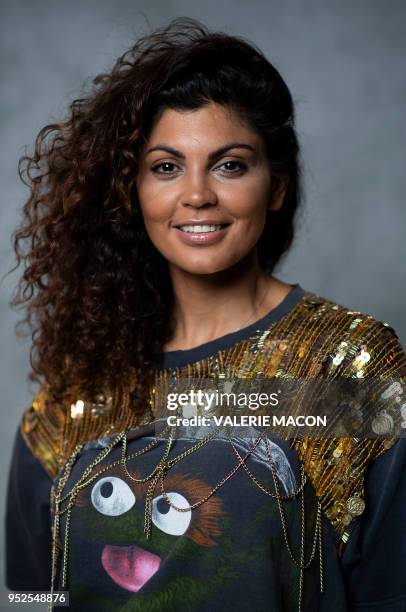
[5,17,406,612]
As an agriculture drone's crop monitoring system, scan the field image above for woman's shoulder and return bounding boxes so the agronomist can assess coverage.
[19,383,129,481]
[296,288,400,337]
[282,289,406,554]
[19,384,68,481]
[283,288,405,378]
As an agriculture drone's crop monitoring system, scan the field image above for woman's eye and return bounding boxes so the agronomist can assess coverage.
[151,161,179,175]
[91,476,135,516]
[217,160,247,174]
[151,492,192,535]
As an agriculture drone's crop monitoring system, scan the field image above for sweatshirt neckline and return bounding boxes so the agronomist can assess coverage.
[158,283,306,370]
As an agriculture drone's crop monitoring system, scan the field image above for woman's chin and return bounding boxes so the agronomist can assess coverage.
[171,259,239,276]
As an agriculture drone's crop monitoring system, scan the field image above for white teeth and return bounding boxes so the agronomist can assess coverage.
[178,224,223,233]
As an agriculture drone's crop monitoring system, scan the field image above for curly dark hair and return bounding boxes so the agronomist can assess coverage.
[9,16,303,416]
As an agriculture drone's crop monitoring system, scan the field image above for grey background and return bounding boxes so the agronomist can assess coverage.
[1,0,405,604]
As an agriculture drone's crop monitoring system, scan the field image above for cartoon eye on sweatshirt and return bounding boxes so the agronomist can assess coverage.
[91,476,136,516]
[91,477,191,534]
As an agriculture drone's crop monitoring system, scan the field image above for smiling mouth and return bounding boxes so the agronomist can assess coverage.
[176,224,230,233]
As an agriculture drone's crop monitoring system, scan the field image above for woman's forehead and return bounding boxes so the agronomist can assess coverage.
[142,104,263,153]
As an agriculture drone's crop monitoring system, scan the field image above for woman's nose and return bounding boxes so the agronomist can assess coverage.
[179,173,218,209]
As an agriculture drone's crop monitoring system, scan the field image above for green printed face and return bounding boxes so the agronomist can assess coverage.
[61,439,320,610]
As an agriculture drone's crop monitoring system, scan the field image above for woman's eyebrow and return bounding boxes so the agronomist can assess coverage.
[144,142,255,161]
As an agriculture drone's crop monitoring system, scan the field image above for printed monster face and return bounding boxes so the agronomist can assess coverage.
[89,473,207,591]
[74,466,226,595]
[61,436,312,610]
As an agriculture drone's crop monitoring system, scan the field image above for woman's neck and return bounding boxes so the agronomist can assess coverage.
[163,256,292,352]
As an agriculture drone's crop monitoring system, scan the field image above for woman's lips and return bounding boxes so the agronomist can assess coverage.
[173,225,230,245]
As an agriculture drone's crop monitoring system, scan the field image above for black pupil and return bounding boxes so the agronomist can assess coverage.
[157,497,170,515]
[100,481,113,498]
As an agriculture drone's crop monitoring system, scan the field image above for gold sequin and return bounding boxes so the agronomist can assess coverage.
[341,513,353,526]
[349,318,362,329]
[346,495,365,516]
[332,341,348,366]
[70,399,85,419]
[353,348,371,369]
[381,381,403,400]
[371,411,394,435]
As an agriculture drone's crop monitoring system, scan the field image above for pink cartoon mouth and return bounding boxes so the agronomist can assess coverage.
[101,544,161,592]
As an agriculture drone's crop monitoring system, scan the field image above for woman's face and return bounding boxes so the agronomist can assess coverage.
[136,101,286,275]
